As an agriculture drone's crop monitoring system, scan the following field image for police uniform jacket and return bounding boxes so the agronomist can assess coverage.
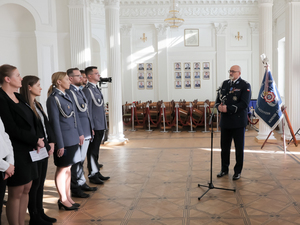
[82,82,107,131]
[216,77,251,129]
[46,88,83,149]
[66,84,93,139]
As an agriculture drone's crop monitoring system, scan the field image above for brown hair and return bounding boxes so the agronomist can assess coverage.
[47,72,67,97]
[0,64,17,85]
[20,75,40,119]
[66,68,79,77]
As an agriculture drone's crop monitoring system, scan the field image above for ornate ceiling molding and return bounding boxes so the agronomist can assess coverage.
[91,0,257,4]
[258,0,273,4]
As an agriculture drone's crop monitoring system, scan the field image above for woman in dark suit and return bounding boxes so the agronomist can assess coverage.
[0,64,44,225]
[20,76,57,225]
[47,72,83,211]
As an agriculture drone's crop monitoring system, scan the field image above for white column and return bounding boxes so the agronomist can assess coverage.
[214,22,227,92]
[256,0,276,142]
[284,0,300,138]
[249,22,259,98]
[120,24,133,104]
[155,24,168,101]
[104,0,127,145]
[68,0,91,68]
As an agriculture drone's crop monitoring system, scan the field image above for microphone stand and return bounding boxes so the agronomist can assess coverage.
[197,99,236,200]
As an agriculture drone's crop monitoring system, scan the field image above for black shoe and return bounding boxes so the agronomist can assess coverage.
[99,164,103,168]
[29,211,52,225]
[72,203,81,207]
[97,172,110,181]
[80,183,98,192]
[217,171,228,178]
[39,209,57,223]
[72,189,90,198]
[232,173,241,180]
[57,200,78,211]
[89,174,104,184]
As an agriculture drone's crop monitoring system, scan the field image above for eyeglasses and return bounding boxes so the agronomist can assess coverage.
[228,70,239,73]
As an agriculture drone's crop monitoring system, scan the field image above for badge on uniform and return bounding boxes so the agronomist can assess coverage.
[82,104,85,108]
[68,105,70,109]
[233,96,237,101]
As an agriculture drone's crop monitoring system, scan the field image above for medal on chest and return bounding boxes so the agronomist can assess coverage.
[233,96,237,101]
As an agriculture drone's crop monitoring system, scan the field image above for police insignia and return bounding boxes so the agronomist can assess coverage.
[233,96,237,101]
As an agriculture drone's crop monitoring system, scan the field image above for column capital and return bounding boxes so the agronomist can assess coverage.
[154,24,168,36]
[120,24,132,36]
[213,22,228,35]
[249,22,259,34]
[69,0,85,6]
[103,0,119,7]
[258,0,273,5]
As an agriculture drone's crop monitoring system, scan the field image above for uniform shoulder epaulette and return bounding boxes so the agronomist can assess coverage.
[51,91,57,96]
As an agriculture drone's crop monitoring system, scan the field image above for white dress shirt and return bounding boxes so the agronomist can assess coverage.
[0,117,14,172]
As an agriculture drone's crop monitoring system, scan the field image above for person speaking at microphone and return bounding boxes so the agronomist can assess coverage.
[215,65,251,180]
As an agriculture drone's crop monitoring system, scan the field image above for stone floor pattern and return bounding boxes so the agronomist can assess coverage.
[3,127,300,225]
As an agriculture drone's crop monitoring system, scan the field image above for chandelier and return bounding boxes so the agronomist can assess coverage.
[164,0,184,29]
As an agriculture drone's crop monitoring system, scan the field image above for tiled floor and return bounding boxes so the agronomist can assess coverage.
[3,126,300,225]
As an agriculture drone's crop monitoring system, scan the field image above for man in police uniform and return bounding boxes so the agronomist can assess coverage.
[82,66,110,184]
[66,68,98,198]
[215,65,251,180]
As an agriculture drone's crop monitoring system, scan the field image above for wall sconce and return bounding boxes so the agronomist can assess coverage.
[235,32,243,41]
[140,33,147,42]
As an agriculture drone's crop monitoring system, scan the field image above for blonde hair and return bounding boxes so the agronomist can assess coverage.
[47,72,67,97]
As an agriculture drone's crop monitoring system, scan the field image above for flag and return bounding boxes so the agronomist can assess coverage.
[255,67,283,130]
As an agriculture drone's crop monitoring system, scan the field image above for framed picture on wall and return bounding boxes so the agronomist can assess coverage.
[175,72,181,79]
[203,71,210,80]
[184,62,191,70]
[175,81,182,89]
[146,72,153,80]
[146,63,152,71]
[138,63,144,71]
[138,81,145,89]
[146,81,153,89]
[184,29,199,47]
[184,72,191,79]
[194,71,200,79]
[194,80,201,89]
[203,62,210,70]
[138,72,144,80]
[174,62,181,70]
[194,62,200,70]
[184,80,191,89]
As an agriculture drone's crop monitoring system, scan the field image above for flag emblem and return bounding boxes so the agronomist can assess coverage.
[264,92,275,103]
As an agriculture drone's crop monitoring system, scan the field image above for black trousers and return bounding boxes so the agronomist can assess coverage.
[220,127,245,174]
[28,159,48,214]
[0,172,7,225]
[87,130,104,176]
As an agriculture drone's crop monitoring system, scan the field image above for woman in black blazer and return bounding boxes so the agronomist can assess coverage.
[20,76,57,225]
[0,64,44,225]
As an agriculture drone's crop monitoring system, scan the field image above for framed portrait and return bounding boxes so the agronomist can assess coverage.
[184,29,199,47]
[194,80,201,89]
[184,72,191,79]
[174,81,182,89]
[175,72,181,79]
[138,72,144,80]
[184,62,191,70]
[203,62,210,70]
[194,62,200,70]
[203,71,210,80]
[146,63,152,71]
[138,81,145,89]
[184,80,191,89]
[146,72,153,80]
[138,63,144,71]
[174,62,181,70]
[146,81,153,89]
[194,71,200,79]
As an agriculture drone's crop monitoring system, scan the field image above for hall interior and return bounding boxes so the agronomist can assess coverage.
[3,126,300,225]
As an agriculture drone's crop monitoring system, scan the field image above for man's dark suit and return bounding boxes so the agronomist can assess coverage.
[215,77,251,175]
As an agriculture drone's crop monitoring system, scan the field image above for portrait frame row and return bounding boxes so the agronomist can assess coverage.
[137,72,153,80]
[175,71,210,80]
[138,81,153,90]
[174,62,210,71]
[137,63,152,71]
[175,80,201,89]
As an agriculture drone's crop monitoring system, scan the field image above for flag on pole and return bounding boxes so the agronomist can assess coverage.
[255,67,283,130]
